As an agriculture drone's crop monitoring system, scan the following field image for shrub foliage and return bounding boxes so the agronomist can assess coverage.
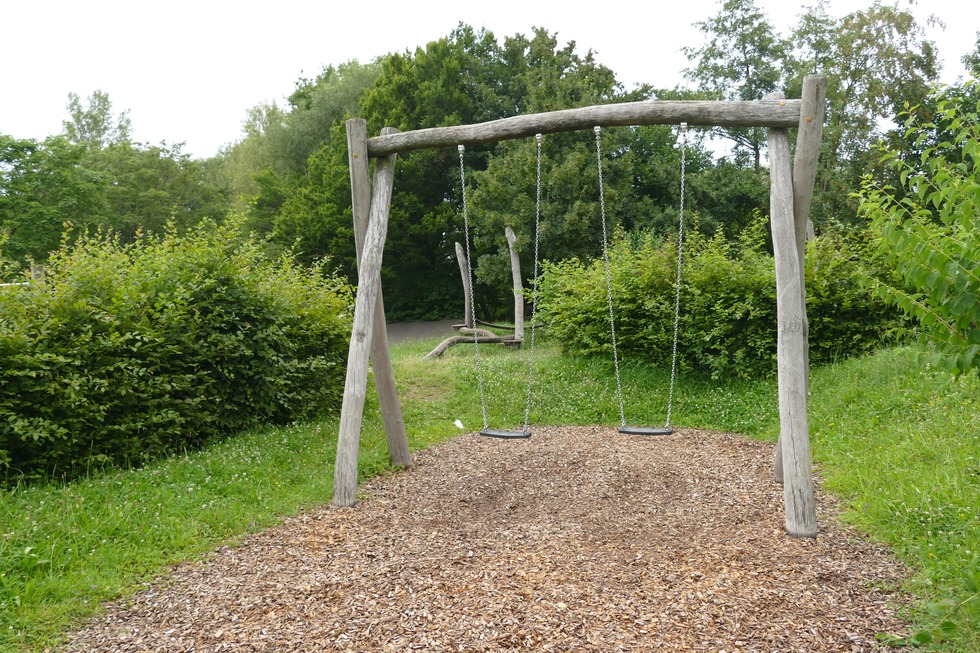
[0,220,352,481]
[536,221,900,379]
[857,84,980,375]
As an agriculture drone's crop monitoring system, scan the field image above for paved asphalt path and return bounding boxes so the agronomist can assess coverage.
[385,319,460,344]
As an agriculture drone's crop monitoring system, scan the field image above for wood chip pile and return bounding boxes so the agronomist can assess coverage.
[65,426,911,652]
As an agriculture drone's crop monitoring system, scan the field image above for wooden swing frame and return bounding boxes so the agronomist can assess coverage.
[334,75,827,539]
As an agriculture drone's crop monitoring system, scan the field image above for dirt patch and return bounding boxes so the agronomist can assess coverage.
[65,427,911,652]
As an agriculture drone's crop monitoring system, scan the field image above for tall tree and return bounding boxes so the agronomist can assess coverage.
[500,27,621,114]
[62,90,132,150]
[269,122,356,269]
[788,0,939,226]
[211,62,380,228]
[683,0,789,172]
[3,87,230,266]
[358,25,516,320]
[274,61,381,173]
[467,28,628,298]
[358,24,641,319]
[209,102,288,211]
[86,141,227,240]
[0,135,110,263]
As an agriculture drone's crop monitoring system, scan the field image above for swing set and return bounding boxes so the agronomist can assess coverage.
[457,124,689,439]
[333,76,826,539]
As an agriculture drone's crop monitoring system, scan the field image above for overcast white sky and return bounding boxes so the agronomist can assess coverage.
[3,0,976,159]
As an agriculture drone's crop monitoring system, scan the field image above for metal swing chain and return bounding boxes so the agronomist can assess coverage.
[458,144,489,431]
[595,126,627,428]
[522,134,544,432]
[664,123,688,428]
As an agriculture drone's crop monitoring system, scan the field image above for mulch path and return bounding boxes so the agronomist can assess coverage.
[64,426,912,652]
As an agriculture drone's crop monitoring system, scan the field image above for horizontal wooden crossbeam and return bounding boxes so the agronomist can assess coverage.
[366,99,802,156]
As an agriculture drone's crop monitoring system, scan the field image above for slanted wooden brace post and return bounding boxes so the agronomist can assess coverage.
[332,77,826,538]
[332,125,409,508]
[346,123,412,467]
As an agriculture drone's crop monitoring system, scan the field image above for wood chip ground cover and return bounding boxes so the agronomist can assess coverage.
[64,427,911,652]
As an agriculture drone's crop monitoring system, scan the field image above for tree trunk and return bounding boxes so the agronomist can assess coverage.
[773,76,826,485]
[367,99,803,156]
[424,335,515,360]
[333,127,400,508]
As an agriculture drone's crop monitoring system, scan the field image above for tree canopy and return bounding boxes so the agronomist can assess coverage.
[4,9,975,323]
[683,0,789,172]
[1,92,225,266]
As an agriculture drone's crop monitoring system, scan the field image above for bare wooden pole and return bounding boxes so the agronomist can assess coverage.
[769,126,818,538]
[793,75,827,395]
[346,121,412,471]
[774,76,826,485]
[454,242,473,328]
[793,76,827,244]
[367,100,802,157]
[505,226,525,343]
[333,131,398,508]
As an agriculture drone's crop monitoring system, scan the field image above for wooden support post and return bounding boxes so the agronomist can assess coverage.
[333,126,399,508]
[769,125,818,538]
[346,120,412,472]
[455,242,473,328]
[793,76,826,245]
[774,76,826,485]
[505,226,525,342]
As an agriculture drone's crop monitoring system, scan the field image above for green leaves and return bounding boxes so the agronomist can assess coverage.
[0,127,227,268]
[0,135,112,263]
[857,83,980,376]
[0,220,353,484]
[877,580,980,648]
[62,90,132,150]
[683,0,788,171]
[537,227,899,379]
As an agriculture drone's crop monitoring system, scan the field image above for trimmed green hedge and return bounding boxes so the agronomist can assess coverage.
[536,224,901,380]
[0,221,352,482]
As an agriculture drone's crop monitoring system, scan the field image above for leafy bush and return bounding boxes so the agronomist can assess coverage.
[536,223,900,379]
[857,84,980,375]
[805,231,906,365]
[0,220,352,482]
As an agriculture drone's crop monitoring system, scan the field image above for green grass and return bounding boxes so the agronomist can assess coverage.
[1,334,977,651]
[806,347,979,650]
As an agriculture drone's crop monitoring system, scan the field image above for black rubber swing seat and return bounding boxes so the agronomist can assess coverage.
[480,429,532,439]
[619,426,672,436]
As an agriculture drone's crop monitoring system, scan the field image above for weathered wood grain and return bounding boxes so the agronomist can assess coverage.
[367,99,802,156]
[345,121,411,472]
[505,226,525,343]
[455,242,472,328]
[773,76,826,485]
[423,335,518,360]
[333,129,399,508]
[769,127,817,538]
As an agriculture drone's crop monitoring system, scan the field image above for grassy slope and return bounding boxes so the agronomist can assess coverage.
[806,347,979,649]
[1,337,976,651]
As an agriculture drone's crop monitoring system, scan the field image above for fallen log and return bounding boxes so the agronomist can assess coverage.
[424,335,522,360]
[452,325,498,338]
